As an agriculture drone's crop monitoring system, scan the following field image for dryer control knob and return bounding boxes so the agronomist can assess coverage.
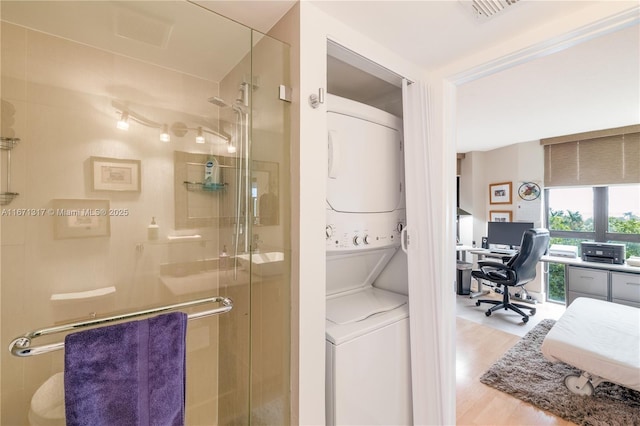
[325,225,334,239]
[364,235,371,245]
[353,235,362,246]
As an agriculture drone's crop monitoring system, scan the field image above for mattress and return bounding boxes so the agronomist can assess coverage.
[541,297,640,391]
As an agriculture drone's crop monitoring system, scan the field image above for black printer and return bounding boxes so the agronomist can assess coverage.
[581,242,626,265]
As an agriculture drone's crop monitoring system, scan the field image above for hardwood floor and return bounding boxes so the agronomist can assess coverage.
[456,317,575,426]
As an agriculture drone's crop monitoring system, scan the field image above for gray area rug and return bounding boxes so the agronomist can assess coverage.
[480,319,640,426]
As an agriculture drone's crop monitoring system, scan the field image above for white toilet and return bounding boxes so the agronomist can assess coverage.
[28,286,116,425]
[28,372,65,426]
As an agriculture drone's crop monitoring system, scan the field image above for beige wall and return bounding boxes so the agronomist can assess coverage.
[459,140,546,297]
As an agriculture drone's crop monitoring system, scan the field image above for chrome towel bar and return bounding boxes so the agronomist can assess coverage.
[8,296,233,357]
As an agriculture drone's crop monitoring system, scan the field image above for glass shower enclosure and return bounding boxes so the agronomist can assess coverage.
[0,1,290,425]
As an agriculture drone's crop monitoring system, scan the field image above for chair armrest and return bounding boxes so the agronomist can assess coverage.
[477,260,507,270]
[475,260,517,283]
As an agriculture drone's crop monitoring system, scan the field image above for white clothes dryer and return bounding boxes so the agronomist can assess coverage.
[325,95,412,425]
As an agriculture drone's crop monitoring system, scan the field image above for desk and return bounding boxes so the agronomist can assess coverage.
[541,255,640,274]
[469,249,516,260]
[540,255,640,307]
[456,244,474,262]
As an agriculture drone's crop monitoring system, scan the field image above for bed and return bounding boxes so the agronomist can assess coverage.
[541,297,640,395]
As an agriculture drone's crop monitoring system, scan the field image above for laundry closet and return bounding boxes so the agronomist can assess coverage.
[324,41,413,425]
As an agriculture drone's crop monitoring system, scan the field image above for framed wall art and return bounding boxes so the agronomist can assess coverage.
[52,199,111,239]
[490,210,512,222]
[91,156,141,192]
[517,181,541,201]
[489,181,512,205]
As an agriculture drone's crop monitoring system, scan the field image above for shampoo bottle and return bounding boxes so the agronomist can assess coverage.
[203,158,220,190]
[148,217,159,240]
[204,161,214,184]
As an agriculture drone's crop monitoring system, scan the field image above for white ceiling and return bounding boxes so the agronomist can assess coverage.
[456,23,640,152]
[311,0,598,70]
[307,0,640,153]
[210,0,639,153]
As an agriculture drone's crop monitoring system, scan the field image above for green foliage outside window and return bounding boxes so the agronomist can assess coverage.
[609,214,640,241]
[549,209,640,256]
[546,209,640,303]
[549,209,592,231]
[548,262,566,303]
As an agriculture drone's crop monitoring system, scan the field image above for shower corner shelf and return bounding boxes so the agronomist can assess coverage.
[0,192,19,206]
[1,137,20,150]
[184,181,227,192]
[1,137,20,206]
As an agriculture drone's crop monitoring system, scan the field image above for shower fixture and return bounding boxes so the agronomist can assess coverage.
[208,95,246,113]
[207,93,247,153]
[208,81,249,110]
[238,82,249,107]
[209,89,251,271]
[208,96,230,108]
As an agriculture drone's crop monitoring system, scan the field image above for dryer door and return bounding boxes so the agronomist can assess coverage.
[327,112,403,213]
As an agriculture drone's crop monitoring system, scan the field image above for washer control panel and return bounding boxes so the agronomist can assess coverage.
[326,210,405,252]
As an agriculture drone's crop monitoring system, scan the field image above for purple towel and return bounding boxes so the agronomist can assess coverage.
[64,312,187,426]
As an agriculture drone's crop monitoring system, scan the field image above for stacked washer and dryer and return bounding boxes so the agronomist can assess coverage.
[325,94,413,425]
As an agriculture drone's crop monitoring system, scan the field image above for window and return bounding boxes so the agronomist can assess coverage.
[608,185,640,259]
[545,184,640,303]
[548,187,594,233]
[608,186,640,235]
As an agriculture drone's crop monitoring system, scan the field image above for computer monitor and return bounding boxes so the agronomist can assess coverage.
[487,221,534,249]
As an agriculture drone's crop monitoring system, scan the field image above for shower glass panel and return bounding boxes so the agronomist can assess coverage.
[0,2,290,425]
[248,31,291,425]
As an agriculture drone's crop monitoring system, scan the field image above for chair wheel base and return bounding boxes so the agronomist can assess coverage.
[475,301,481,307]
[485,311,491,317]
[522,316,529,323]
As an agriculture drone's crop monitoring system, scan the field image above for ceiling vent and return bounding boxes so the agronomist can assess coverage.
[459,0,521,21]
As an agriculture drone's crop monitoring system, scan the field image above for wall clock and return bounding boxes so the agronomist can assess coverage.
[518,182,541,201]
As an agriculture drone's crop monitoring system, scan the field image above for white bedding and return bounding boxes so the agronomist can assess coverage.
[541,297,640,391]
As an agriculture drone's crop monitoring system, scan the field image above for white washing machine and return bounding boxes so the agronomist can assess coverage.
[325,95,412,425]
[325,248,412,426]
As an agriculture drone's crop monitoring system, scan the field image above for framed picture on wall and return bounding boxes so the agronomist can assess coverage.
[52,199,111,239]
[490,210,512,222]
[90,156,141,192]
[489,181,512,204]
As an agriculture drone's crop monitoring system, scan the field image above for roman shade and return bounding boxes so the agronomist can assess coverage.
[542,125,640,187]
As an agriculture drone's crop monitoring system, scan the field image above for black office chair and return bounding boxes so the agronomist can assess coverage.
[472,228,550,323]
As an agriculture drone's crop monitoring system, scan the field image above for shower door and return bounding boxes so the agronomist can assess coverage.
[0,1,290,425]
